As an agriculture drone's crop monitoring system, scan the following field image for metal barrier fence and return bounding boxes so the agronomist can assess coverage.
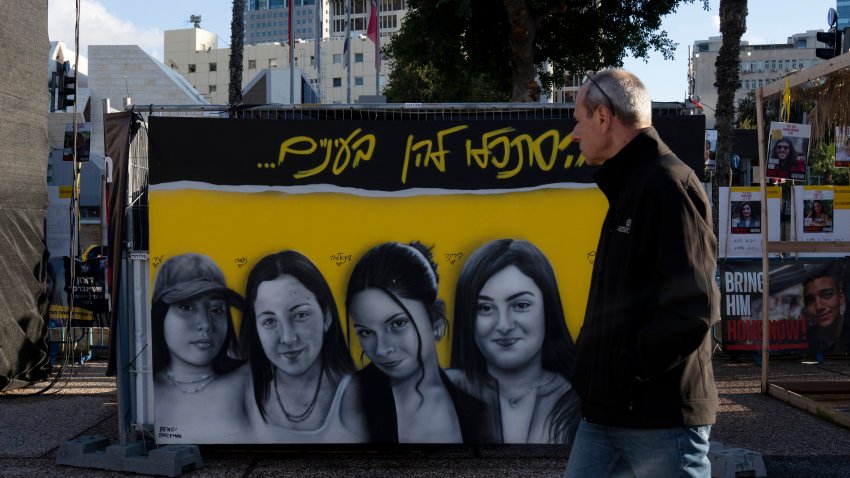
[119,101,700,434]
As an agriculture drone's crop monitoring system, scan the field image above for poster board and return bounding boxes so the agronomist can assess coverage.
[147,115,705,445]
[705,129,717,172]
[719,259,850,354]
[835,126,850,169]
[62,122,91,162]
[793,186,850,257]
[766,122,810,182]
[718,187,781,258]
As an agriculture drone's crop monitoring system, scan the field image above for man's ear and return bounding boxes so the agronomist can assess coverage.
[596,104,612,128]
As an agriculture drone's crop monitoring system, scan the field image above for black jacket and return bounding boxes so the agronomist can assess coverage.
[572,128,720,428]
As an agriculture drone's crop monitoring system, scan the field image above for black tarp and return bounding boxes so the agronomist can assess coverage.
[0,2,49,389]
[103,111,138,375]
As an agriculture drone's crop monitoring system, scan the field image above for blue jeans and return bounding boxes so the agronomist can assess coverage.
[563,419,711,478]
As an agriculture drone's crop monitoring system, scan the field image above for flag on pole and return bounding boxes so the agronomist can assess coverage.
[366,0,378,44]
[343,0,351,69]
[367,0,381,70]
[288,0,294,46]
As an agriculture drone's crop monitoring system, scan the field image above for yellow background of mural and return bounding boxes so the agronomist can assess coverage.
[150,186,607,366]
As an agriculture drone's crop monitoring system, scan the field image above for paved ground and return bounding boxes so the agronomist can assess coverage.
[1,354,849,477]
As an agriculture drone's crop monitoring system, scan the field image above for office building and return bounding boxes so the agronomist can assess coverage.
[245,0,407,45]
[691,31,829,128]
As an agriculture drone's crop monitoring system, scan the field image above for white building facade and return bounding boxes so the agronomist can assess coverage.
[167,0,408,104]
[692,30,829,128]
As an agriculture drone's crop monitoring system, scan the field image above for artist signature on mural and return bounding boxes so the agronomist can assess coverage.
[158,425,182,439]
[444,252,464,266]
[330,253,352,267]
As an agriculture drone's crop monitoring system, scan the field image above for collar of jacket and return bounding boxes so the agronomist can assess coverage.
[592,126,670,201]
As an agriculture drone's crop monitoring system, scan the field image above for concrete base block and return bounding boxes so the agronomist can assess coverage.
[709,441,767,478]
[56,436,202,477]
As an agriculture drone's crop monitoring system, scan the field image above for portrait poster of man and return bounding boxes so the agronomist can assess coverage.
[145,114,705,445]
[835,126,850,169]
[801,260,850,354]
[717,187,780,258]
[719,260,814,353]
[794,186,850,253]
[766,122,810,182]
[704,129,717,172]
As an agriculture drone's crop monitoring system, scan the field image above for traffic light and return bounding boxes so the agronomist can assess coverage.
[56,60,76,110]
[816,29,843,60]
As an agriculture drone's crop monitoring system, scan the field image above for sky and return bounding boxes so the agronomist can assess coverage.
[47,0,838,102]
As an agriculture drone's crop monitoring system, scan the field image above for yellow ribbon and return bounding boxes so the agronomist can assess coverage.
[780,78,791,122]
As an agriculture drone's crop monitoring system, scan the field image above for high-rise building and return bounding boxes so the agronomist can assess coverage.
[837,0,850,32]
[245,0,408,45]
[245,0,318,45]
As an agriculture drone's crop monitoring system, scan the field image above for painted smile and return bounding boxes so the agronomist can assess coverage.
[378,359,403,370]
[280,348,305,360]
[190,340,213,350]
[492,338,520,347]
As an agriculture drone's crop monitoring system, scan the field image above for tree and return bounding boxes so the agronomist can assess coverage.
[385,0,708,102]
[229,0,246,108]
[713,0,746,230]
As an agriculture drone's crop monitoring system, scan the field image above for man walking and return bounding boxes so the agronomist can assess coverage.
[564,69,720,477]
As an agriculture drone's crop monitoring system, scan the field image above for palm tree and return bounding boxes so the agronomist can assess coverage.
[714,2,747,187]
[229,0,246,108]
[713,0,747,231]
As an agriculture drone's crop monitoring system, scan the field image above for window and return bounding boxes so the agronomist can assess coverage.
[249,59,257,69]
[188,64,196,73]
[355,53,364,63]
[333,77,342,87]
[333,53,342,64]
[380,14,398,30]
[382,0,405,11]
[79,206,100,224]
[355,76,364,86]
[269,58,279,68]
[209,85,217,93]
[209,62,217,72]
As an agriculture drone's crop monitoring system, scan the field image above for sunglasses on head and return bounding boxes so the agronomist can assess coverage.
[583,71,616,117]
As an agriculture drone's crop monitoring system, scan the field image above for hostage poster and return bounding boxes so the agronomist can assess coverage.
[793,186,850,256]
[718,187,781,258]
[766,122,810,182]
[147,114,705,445]
[720,259,850,354]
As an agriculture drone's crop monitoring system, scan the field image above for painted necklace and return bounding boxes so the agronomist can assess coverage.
[500,373,557,408]
[166,368,216,394]
[274,364,324,423]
